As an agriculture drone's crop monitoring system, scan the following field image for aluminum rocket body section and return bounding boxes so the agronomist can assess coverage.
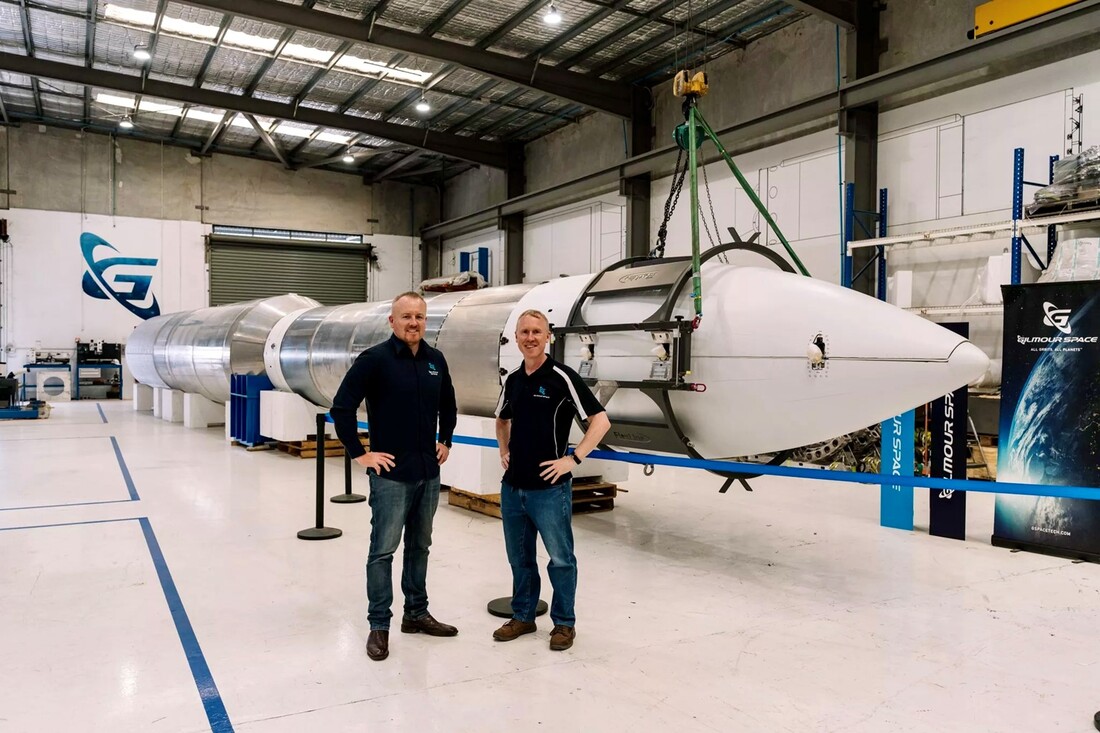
[126,311,188,390]
[124,294,320,403]
[263,286,534,410]
[435,284,539,415]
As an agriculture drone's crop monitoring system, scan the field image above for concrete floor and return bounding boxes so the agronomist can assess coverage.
[1,400,1097,732]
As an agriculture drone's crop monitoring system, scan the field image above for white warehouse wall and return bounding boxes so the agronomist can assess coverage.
[878,49,1100,371]
[0,210,420,376]
[650,129,846,285]
[438,195,625,286]
[0,209,207,373]
[524,197,624,283]
[370,234,419,301]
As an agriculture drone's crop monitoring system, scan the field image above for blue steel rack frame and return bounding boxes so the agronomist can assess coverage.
[1010,146,1060,284]
[843,183,889,300]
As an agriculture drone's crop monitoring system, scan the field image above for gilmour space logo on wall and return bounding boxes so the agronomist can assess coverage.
[81,232,161,320]
[1043,301,1072,335]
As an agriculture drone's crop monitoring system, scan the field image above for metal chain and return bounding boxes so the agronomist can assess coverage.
[652,147,688,258]
[700,159,728,264]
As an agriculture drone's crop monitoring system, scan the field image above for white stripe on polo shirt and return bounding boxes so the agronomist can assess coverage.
[552,365,589,420]
[495,366,520,417]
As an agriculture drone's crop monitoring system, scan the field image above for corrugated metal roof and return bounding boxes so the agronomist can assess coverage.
[0,0,806,181]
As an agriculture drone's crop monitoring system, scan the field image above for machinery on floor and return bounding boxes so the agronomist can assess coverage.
[0,374,48,419]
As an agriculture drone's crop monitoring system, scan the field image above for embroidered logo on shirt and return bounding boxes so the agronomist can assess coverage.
[428,361,439,376]
[535,385,549,399]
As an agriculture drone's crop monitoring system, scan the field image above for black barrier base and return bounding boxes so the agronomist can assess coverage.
[331,493,366,504]
[1093,710,1099,731]
[991,535,1100,563]
[487,596,548,618]
[298,526,343,540]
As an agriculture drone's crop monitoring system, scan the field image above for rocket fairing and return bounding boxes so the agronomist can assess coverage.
[127,249,990,460]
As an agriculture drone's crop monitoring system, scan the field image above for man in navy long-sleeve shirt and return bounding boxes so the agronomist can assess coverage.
[330,291,458,662]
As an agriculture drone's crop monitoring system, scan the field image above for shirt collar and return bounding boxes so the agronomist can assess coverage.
[388,333,426,359]
[522,354,554,377]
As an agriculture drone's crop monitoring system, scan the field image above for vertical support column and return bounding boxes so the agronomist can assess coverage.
[502,213,524,284]
[876,187,888,301]
[1047,154,1060,263]
[843,106,879,296]
[843,0,882,296]
[421,237,441,282]
[621,176,652,258]
[623,86,654,259]
[503,143,525,284]
[842,182,855,288]
[1011,147,1024,285]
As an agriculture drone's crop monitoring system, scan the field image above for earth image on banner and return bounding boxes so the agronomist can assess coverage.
[995,292,1100,548]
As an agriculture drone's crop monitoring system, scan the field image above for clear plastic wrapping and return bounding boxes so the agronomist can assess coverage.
[1029,146,1100,215]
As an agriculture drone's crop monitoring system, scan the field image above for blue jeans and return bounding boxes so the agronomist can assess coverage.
[366,473,441,630]
[500,479,576,627]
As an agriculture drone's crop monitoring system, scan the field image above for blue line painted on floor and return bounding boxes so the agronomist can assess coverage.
[110,436,140,501]
[0,516,142,532]
[96,404,108,423]
[0,516,235,731]
[0,498,136,513]
[139,517,234,733]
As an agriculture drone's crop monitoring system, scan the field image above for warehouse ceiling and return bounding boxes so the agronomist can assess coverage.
[0,0,813,184]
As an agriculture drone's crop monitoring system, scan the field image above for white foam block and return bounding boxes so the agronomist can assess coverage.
[184,393,225,429]
[162,389,184,423]
[259,390,332,442]
[132,383,154,411]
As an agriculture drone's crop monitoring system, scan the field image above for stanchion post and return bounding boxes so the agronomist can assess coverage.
[331,446,366,504]
[298,412,342,540]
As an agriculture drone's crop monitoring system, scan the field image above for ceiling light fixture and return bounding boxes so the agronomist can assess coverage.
[133,44,151,61]
[119,116,134,129]
[415,97,431,113]
[543,3,562,25]
[342,152,355,164]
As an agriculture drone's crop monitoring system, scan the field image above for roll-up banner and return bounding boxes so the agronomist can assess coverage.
[993,281,1100,560]
[928,323,969,540]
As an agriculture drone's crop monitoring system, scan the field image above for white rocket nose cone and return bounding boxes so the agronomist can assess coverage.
[947,340,990,387]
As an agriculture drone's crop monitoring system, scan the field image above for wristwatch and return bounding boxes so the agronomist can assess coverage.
[571,453,582,465]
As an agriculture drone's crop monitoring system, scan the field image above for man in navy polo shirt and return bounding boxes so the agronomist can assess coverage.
[331,291,458,662]
[492,309,611,651]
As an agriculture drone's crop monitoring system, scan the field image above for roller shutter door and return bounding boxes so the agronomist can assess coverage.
[207,237,369,307]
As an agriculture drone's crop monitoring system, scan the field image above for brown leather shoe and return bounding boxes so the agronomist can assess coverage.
[400,613,458,637]
[549,625,575,651]
[493,618,537,642]
[366,630,389,661]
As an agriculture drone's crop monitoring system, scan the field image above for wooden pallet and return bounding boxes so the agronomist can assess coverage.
[230,439,275,452]
[448,480,618,519]
[967,444,998,480]
[276,434,368,459]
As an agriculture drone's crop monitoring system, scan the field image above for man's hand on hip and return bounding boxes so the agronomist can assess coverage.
[436,442,450,465]
[539,456,574,484]
[355,451,395,473]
